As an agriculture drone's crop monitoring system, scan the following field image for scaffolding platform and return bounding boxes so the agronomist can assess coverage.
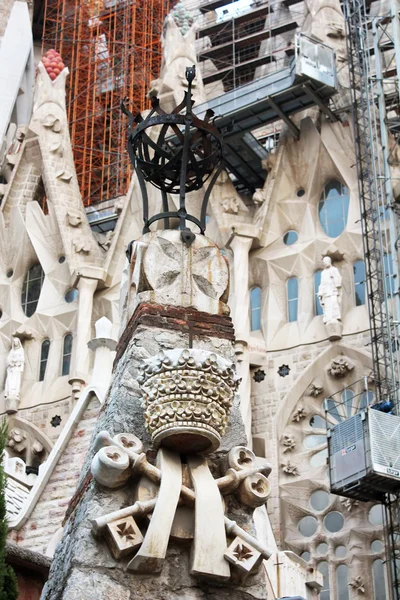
[194,34,337,193]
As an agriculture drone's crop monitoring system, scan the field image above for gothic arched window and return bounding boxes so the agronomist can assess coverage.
[314,271,323,316]
[250,287,261,331]
[317,561,330,600]
[373,559,387,599]
[62,334,73,376]
[21,264,44,317]
[287,277,298,322]
[318,181,350,237]
[336,564,349,600]
[39,339,50,381]
[354,260,366,306]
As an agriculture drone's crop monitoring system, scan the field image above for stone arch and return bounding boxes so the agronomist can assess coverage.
[276,341,372,438]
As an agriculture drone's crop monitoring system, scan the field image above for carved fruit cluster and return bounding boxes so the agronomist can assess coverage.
[42,49,65,81]
[138,349,239,441]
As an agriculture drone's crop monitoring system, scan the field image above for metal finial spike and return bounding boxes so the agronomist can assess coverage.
[186,65,196,84]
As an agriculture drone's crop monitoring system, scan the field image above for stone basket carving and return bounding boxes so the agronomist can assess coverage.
[138,349,239,453]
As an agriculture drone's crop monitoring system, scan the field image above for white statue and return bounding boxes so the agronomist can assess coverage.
[318,256,342,324]
[4,337,25,414]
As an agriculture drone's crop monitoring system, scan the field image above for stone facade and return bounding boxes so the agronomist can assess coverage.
[0,1,393,599]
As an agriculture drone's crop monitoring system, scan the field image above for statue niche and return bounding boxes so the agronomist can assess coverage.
[4,337,25,414]
[317,256,343,341]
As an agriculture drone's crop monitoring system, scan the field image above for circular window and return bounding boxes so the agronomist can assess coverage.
[58,255,66,264]
[324,511,344,533]
[310,490,330,512]
[335,545,347,558]
[298,516,318,537]
[65,289,78,303]
[297,188,305,197]
[6,269,13,278]
[301,551,311,562]
[317,543,328,555]
[371,540,383,553]
[305,434,326,449]
[369,504,384,526]
[309,415,326,429]
[283,230,298,245]
[310,448,328,468]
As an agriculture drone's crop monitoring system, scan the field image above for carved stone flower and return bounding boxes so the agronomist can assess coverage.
[281,461,299,476]
[281,434,296,453]
[349,576,365,593]
[328,355,355,378]
[292,407,307,422]
[309,381,324,397]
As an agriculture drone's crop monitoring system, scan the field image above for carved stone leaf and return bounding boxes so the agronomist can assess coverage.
[192,274,218,299]
[193,246,213,263]
[156,270,180,289]
[158,236,180,263]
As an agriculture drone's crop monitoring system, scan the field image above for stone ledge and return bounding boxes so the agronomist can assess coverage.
[115,303,235,364]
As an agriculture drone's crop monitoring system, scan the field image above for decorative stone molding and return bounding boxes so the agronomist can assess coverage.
[349,576,365,593]
[124,231,230,320]
[281,435,296,453]
[252,188,265,205]
[340,497,359,512]
[308,381,324,397]
[328,355,355,378]
[281,461,299,476]
[221,197,239,214]
[292,407,307,422]
[138,348,239,453]
[73,236,92,253]
[90,430,273,579]
[224,537,262,573]
[67,207,83,227]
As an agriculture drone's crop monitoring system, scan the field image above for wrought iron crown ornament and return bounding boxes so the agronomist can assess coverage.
[121,66,223,236]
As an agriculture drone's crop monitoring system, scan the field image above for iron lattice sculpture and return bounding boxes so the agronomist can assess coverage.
[122,66,223,236]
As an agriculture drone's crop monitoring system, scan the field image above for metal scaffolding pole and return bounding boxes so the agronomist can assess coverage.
[344,0,400,598]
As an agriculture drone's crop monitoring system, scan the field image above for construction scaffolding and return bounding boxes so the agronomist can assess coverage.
[336,1,400,598]
[195,0,304,92]
[42,0,172,206]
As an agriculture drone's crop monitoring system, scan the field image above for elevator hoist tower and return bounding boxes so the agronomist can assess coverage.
[325,1,400,599]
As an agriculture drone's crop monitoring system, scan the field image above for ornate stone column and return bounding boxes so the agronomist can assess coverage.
[71,276,98,381]
[41,231,272,600]
[228,234,253,444]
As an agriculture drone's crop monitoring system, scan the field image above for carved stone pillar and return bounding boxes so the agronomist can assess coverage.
[72,277,98,380]
[228,235,253,341]
[228,234,253,444]
[42,232,271,600]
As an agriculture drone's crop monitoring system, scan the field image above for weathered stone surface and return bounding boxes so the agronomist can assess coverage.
[41,315,258,600]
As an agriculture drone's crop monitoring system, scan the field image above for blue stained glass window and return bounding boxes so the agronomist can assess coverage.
[336,564,350,600]
[373,559,387,600]
[62,334,73,376]
[21,264,44,317]
[318,561,330,600]
[314,270,323,316]
[287,277,298,322]
[354,260,366,306]
[318,181,350,237]
[250,287,261,331]
[39,339,50,382]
